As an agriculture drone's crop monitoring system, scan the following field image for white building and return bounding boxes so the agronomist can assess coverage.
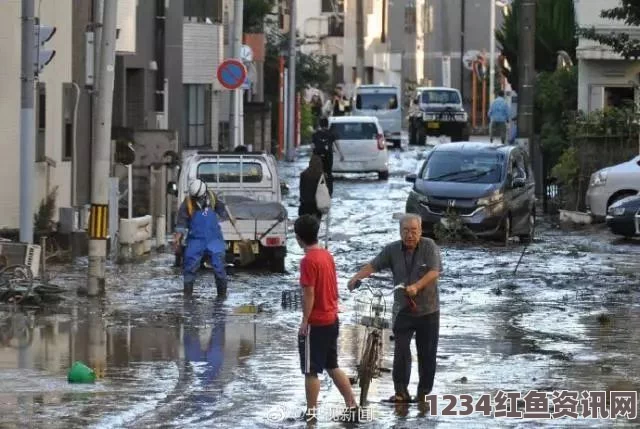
[342,0,425,95]
[575,0,640,113]
[0,0,74,231]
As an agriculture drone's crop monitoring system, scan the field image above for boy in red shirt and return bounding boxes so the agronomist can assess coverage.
[295,215,358,421]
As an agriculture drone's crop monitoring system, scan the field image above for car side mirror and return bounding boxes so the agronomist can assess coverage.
[512,177,526,188]
[166,181,178,196]
[406,174,417,183]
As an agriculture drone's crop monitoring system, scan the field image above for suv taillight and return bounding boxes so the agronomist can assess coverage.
[376,134,385,150]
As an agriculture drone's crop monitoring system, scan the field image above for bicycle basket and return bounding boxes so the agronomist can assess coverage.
[354,296,392,330]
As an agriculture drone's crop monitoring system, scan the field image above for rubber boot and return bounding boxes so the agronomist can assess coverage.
[216,281,227,298]
[184,280,194,296]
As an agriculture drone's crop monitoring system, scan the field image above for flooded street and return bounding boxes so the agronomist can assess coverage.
[1,145,639,428]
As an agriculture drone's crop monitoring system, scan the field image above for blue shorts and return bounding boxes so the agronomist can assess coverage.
[298,319,339,375]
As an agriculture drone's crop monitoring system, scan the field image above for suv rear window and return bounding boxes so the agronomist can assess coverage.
[421,90,461,104]
[355,93,399,110]
[197,162,263,183]
[330,122,379,140]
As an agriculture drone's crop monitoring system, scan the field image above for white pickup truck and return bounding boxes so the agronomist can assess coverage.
[167,151,288,273]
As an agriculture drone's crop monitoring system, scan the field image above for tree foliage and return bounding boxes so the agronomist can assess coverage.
[580,0,640,59]
[495,0,577,91]
[263,26,331,99]
[243,0,277,33]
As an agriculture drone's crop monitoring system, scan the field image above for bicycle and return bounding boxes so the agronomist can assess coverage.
[351,278,416,407]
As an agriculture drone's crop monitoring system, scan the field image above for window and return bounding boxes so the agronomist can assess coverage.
[36,82,46,162]
[184,0,223,23]
[62,83,76,160]
[422,151,505,184]
[356,92,399,110]
[197,162,264,183]
[328,16,344,37]
[321,0,343,13]
[421,90,461,104]
[604,86,635,109]
[184,84,212,147]
[329,122,379,140]
[405,5,416,34]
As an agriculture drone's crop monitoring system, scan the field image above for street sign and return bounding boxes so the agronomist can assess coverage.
[217,59,247,90]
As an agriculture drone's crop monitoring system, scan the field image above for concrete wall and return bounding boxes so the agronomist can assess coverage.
[575,0,640,113]
[423,0,503,109]
[0,0,73,230]
[577,59,640,113]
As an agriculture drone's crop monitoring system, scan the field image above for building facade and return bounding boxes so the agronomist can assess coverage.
[575,0,640,113]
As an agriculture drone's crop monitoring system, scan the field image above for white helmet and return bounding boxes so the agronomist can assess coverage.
[188,179,207,198]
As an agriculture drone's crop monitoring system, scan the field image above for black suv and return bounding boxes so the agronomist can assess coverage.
[405,142,536,245]
[408,87,471,145]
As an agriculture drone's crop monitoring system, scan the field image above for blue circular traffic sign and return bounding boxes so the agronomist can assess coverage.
[217,59,247,90]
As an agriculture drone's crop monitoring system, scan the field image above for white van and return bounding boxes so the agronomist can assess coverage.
[351,85,402,148]
[329,116,389,180]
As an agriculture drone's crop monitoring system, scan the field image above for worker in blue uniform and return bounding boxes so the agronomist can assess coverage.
[175,179,228,297]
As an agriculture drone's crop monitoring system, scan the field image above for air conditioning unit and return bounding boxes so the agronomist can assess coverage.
[0,241,42,278]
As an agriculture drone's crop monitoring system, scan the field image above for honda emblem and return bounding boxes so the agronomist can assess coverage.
[448,200,456,208]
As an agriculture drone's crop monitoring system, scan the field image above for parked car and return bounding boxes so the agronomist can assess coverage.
[167,151,288,272]
[405,142,536,244]
[329,116,390,180]
[408,87,470,145]
[351,85,403,148]
[586,155,640,219]
[606,195,640,238]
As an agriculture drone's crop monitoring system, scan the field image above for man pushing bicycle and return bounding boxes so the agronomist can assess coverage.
[348,214,443,403]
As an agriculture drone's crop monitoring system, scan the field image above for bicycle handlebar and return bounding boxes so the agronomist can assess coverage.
[352,279,417,312]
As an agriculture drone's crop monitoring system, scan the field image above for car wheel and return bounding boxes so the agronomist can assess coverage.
[378,171,389,181]
[500,216,511,247]
[519,211,535,244]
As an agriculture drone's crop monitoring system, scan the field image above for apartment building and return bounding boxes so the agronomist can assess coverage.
[342,0,425,99]
[0,0,227,232]
[0,0,76,230]
[575,0,640,113]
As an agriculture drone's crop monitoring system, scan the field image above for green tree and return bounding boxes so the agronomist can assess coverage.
[580,0,640,58]
[495,0,577,91]
[263,26,330,99]
[244,0,277,33]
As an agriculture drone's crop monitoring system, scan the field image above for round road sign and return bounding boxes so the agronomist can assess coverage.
[217,59,248,90]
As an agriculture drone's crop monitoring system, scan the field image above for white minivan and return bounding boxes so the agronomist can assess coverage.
[352,85,403,148]
[329,116,389,180]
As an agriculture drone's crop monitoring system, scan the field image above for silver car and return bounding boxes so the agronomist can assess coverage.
[585,155,640,219]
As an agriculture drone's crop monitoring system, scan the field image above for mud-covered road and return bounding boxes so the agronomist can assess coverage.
[1,144,639,428]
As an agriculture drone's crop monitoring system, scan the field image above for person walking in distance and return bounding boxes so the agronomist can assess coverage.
[174,179,229,297]
[488,90,511,144]
[312,117,344,197]
[295,215,360,422]
[348,214,443,403]
[299,155,326,220]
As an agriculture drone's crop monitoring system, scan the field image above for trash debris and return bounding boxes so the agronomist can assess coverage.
[68,361,96,384]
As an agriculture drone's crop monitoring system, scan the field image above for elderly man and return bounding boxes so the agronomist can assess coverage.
[348,214,442,403]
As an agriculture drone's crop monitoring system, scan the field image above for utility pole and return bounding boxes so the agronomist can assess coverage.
[285,0,297,162]
[230,0,244,148]
[355,0,365,84]
[19,0,35,244]
[459,0,466,99]
[517,0,535,147]
[87,0,118,296]
[489,0,496,104]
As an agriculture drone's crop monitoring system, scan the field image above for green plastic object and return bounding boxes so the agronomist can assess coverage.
[68,361,96,384]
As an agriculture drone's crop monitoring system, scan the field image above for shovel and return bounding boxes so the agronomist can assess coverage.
[223,203,256,267]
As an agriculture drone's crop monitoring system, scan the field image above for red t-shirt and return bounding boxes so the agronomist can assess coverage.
[300,248,339,326]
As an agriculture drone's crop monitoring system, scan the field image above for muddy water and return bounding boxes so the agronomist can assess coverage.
[1,146,639,428]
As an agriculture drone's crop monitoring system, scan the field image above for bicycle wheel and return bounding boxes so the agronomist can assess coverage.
[359,332,380,407]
